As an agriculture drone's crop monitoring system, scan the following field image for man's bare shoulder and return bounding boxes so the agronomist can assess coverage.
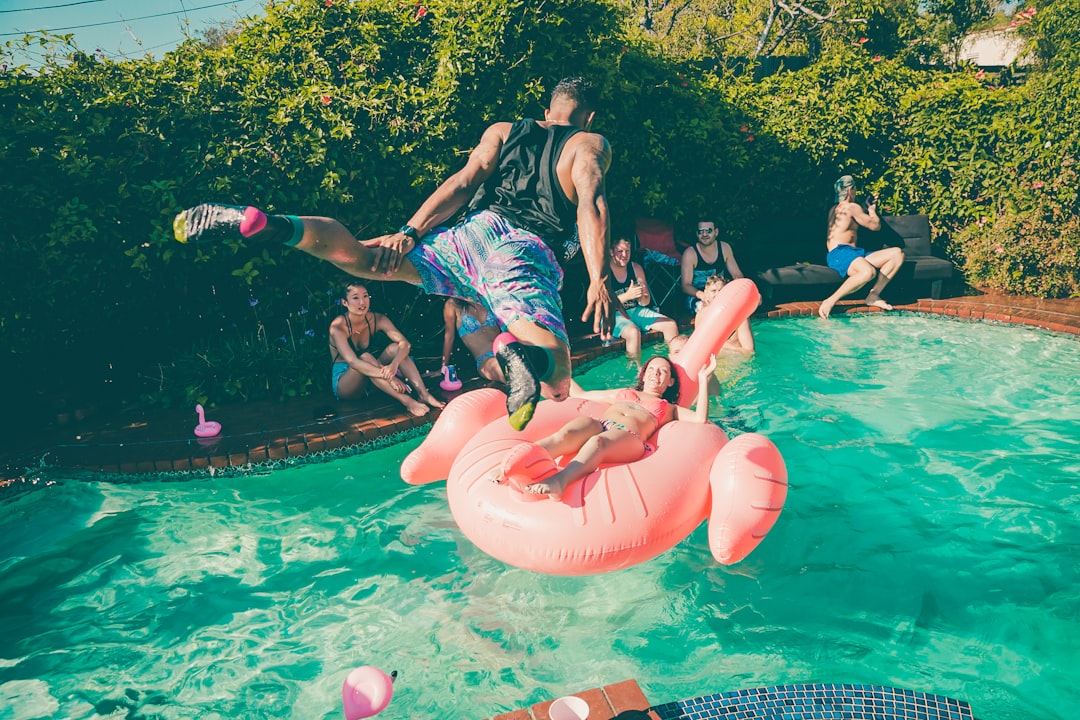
[480,121,514,142]
[564,130,611,174]
[568,130,610,153]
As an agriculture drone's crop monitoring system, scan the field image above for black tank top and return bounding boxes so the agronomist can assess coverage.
[610,262,639,295]
[466,119,581,263]
[694,244,728,279]
[611,263,642,307]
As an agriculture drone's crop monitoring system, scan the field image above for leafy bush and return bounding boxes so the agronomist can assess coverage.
[951,159,1080,297]
[3,0,1078,420]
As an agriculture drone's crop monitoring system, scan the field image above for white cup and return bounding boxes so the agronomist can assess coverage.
[549,695,590,720]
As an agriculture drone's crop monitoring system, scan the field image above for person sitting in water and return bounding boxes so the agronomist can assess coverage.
[441,298,506,384]
[699,274,754,353]
[330,281,445,416]
[498,353,716,501]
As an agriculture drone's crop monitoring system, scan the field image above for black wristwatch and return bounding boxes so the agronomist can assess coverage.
[398,224,420,242]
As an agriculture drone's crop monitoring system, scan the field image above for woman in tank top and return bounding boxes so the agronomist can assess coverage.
[329,281,444,416]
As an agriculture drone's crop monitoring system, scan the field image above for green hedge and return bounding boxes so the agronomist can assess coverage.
[2,0,1077,417]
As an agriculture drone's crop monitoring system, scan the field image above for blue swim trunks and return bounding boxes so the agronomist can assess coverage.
[613,305,672,339]
[408,210,567,346]
[331,361,350,400]
[827,245,867,276]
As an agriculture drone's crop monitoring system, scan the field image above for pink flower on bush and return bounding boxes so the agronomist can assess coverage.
[324,0,333,6]
[745,135,754,142]
[416,5,428,18]
[321,95,332,105]
[872,55,882,62]
[740,125,748,133]
[1032,180,1044,189]
[975,69,985,80]
[852,37,868,45]
[994,245,1005,254]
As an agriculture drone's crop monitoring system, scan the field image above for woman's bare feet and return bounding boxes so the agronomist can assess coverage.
[402,398,431,417]
[523,475,569,502]
[865,296,894,311]
[501,442,560,501]
[418,390,445,409]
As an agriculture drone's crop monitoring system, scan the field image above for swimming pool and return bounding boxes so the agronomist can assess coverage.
[1,314,1077,720]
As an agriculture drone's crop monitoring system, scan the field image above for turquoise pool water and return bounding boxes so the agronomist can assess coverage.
[1,314,1078,720]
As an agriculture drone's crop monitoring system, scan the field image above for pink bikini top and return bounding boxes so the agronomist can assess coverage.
[615,389,670,423]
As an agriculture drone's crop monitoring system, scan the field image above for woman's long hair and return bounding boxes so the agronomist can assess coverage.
[634,356,680,403]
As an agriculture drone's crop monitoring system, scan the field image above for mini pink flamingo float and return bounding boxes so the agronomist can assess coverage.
[439,364,463,392]
[193,404,222,438]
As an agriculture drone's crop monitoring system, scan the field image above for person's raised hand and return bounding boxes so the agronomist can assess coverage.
[363,232,415,277]
[699,354,717,379]
[583,278,618,340]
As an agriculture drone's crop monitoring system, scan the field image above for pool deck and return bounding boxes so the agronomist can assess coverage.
[3,292,1078,486]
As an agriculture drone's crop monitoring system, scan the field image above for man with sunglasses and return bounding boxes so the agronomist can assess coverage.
[680,218,745,315]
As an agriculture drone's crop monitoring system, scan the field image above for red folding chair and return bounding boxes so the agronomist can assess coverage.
[635,217,683,313]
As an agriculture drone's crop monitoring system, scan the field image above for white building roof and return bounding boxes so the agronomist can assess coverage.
[958,27,1033,67]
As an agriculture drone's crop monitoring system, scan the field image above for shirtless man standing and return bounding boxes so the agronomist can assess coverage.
[172,77,616,430]
[818,175,904,319]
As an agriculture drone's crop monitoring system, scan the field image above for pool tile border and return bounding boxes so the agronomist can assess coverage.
[651,683,975,720]
[486,680,978,720]
[4,295,1078,485]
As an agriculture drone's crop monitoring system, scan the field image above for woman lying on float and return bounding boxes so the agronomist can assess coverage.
[401,279,788,576]
[499,353,716,502]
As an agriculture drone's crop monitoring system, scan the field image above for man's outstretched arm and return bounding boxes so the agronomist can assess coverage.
[369,122,509,274]
[573,134,615,338]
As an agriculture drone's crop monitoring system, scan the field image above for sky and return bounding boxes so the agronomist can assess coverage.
[0,0,266,65]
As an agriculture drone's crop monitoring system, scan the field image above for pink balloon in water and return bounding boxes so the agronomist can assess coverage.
[342,667,394,719]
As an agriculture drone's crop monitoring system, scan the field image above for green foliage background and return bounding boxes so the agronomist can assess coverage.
[1,0,1077,417]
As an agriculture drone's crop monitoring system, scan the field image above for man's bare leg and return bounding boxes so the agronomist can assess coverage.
[863,247,905,311]
[621,325,643,362]
[174,204,422,283]
[819,264,874,319]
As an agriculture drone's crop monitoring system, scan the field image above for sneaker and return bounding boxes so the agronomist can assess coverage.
[493,333,541,431]
[173,204,263,244]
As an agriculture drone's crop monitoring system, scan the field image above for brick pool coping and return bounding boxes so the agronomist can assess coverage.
[3,293,1078,485]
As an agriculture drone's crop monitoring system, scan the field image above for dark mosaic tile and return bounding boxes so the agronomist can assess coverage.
[650,684,974,720]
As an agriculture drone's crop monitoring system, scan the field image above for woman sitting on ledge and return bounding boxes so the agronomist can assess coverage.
[499,353,716,501]
[329,281,444,416]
